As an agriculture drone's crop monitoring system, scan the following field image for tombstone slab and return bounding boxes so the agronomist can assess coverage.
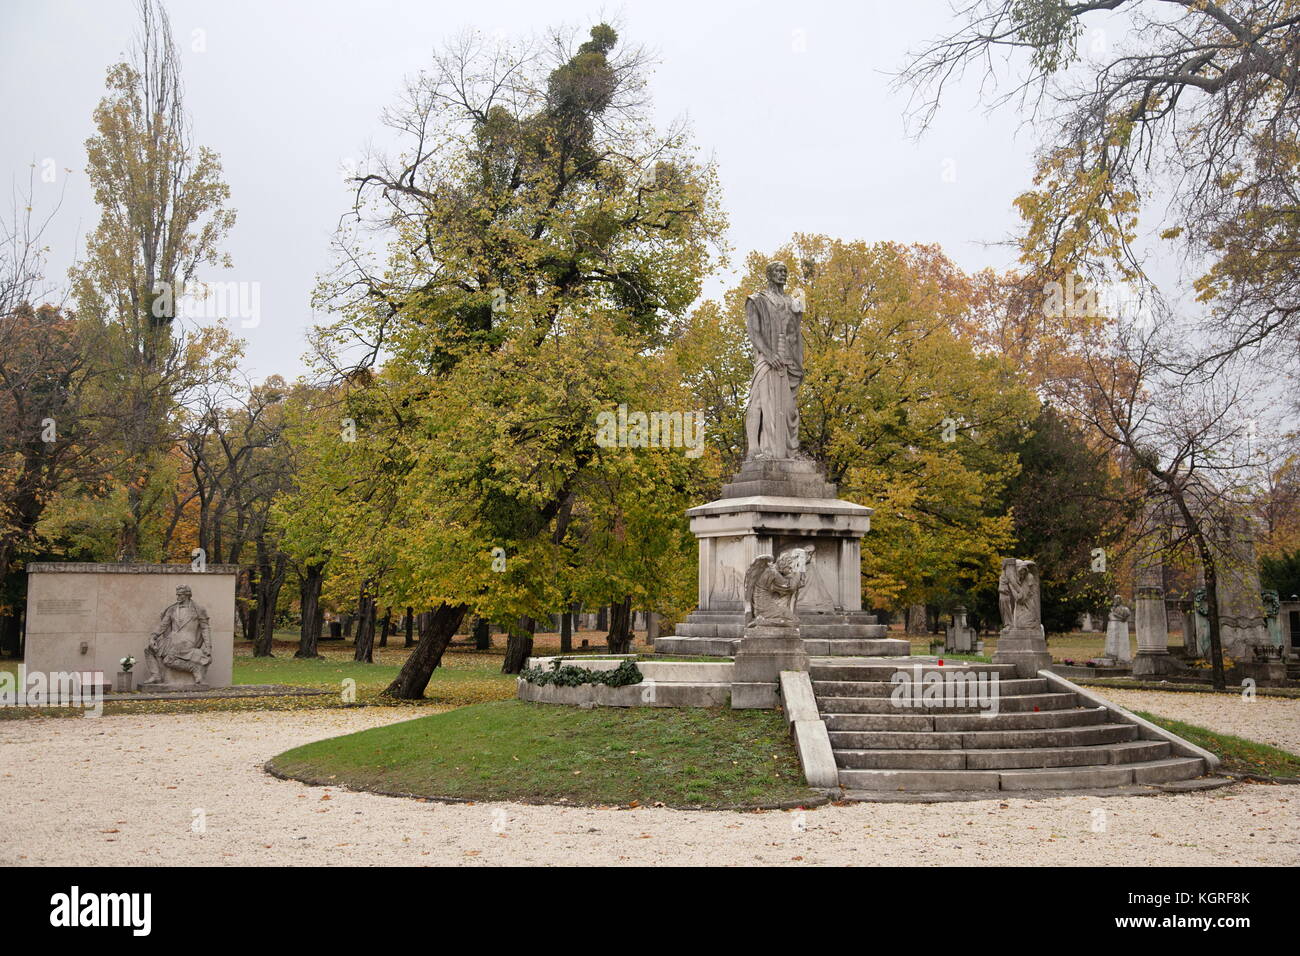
[24,563,236,690]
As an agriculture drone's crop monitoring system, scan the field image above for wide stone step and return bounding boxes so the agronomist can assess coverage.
[824,706,1108,733]
[838,757,1205,792]
[814,677,1049,701]
[835,739,1172,770]
[809,691,1077,714]
[810,662,1021,682]
[828,722,1138,751]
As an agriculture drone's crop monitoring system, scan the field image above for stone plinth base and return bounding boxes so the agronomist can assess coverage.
[672,608,886,642]
[992,625,1052,678]
[1235,660,1287,687]
[139,681,210,692]
[655,633,909,658]
[731,626,808,709]
[720,457,837,499]
[1131,651,1183,678]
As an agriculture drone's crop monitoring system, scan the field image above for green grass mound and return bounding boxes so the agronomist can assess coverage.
[1136,712,1300,779]
[268,700,821,808]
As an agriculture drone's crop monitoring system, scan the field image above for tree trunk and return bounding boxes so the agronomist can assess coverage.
[560,609,573,653]
[1201,553,1227,691]
[1173,493,1227,691]
[341,613,353,640]
[0,610,23,659]
[502,616,535,674]
[403,607,414,647]
[473,616,491,650]
[295,564,325,659]
[605,594,634,654]
[382,603,469,699]
[252,552,287,657]
[236,567,257,643]
[378,607,392,648]
[353,595,376,663]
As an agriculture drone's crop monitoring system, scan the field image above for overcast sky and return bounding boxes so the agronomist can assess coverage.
[2,0,1056,380]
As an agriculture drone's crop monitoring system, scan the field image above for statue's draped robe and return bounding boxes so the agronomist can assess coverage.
[148,601,212,677]
[1009,564,1041,629]
[745,288,804,459]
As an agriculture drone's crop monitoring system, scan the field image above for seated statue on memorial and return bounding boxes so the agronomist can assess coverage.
[144,584,212,685]
[743,546,814,628]
[998,558,1041,631]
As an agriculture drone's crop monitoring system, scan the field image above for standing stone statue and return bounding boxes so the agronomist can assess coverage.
[998,559,1040,630]
[991,556,1051,677]
[744,261,805,460]
[997,557,1016,628]
[1103,593,1132,663]
[144,584,212,685]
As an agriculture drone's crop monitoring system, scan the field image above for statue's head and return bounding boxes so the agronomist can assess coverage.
[776,545,813,574]
[765,261,789,287]
[175,584,193,602]
[1112,593,1123,605]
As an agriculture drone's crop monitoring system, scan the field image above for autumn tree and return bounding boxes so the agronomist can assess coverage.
[994,404,1130,632]
[308,23,724,694]
[71,0,239,561]
[1046,312,1277,688]
[901,0,1300,364]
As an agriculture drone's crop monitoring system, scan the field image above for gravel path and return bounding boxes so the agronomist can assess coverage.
[2,707,1296,866]
[1104,689,1300,756]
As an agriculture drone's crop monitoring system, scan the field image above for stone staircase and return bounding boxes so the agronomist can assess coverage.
[811,659,1211,794]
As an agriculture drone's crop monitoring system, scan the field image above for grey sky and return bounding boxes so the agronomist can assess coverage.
[2,0,1045,380]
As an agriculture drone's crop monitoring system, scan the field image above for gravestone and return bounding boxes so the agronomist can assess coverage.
[24,563,236,690]
[1100,594,1132,665]
[945,604,976,653]
[991,557,1052,677]
[1214,515,1271,659]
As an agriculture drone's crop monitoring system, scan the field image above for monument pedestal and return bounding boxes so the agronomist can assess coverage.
[1131,650,1181,678]
[992,625,1052,678]
[139,681,211,693]
[731,625,808,709]
[657,472,909,658]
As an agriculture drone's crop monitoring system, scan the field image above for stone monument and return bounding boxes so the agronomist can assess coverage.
[991,557,1052,677]
[1101,593,1132,664]
[945,604,976,653]
[656,261,907,659]
[731,546,814,708]
[1213,515,1272,660]
[1132,552,1179,677]
[24,563,236,691]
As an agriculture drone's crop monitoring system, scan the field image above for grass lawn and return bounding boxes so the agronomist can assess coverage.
[0,634,519,718]
[268,699,821,808]
[1134,712,1300,779]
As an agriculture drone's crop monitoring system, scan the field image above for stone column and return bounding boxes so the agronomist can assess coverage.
[1132,555,1175,677]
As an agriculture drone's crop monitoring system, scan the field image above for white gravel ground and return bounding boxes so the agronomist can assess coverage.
[1,704,1296,866]
[1104,689,1300,757]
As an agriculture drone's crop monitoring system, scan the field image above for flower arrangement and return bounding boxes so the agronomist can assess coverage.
[119,656,135,672]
